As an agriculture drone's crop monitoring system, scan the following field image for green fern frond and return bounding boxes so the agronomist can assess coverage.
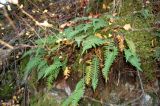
[124,49,142,71]
[43,57,62,78]
[82,36,105,54]
[35,36,57,46]
[85,66,92,85]
[38,66,48,80]
[37,60,48,80]
[21,49,35,58]
[23,57,41,81]
[125,37,136,54]
[91,56,99,91]
[62,79,85,106]
[47,74,54,89]
[37,60,48,71]
[63,27,81,39]
[102,46,118,82]
[91,18,107,31]
[83,23,92,32]
[35,47,46,57]
[75,35,88,47]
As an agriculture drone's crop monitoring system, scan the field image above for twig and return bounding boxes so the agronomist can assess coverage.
[83,96,104,105]
[1,29,26,49]
[137,70,145,95]
[2,6,17,33]
[0,39,14,49]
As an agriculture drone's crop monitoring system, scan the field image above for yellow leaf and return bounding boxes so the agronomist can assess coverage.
[123,24,131,30]
[108,33,112,37]
[64,67,71,79]
[85,66,92,85]
[95,33,103,39]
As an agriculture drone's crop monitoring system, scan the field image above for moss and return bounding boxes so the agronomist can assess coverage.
[0,84,13,99]
[30,93,60,106]
[118,0,156,80]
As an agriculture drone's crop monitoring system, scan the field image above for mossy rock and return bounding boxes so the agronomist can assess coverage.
[119,0,156,80]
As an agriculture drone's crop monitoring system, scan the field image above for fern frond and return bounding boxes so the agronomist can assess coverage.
[21,49,35,58]
[43,57,62,78]
[64,27,81,39]
[35,36,57,46]
[102,46,118,82]
[47,74,54,89]
[62,79,85,106]
[75,35,88,47]
[82,36,105,54]
[37,60,48,71]
[23,57,41,81]
[35,47,46,57]
[85,66,92,85]
[91,18,107,31]
[125,37,136,54]
[124,49,142,71]
[91,56,99,91]
[38,66,48,80]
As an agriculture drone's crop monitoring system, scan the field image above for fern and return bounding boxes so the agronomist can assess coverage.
[124,49,142,71]
[35,35,57,46]
[62,79,85,106]
[43,57,62,78]
[37,60,48,71]
[21,49,35,58]
[23,56,42,81]
[82,36,105,54]
[125,37,142,71]
[75,35,88,47]
[63,27,81,39]
[91,56,99,91]
[102,45,118,82]
[37,60,48,80]
[92,18,107,31]
[38,65,48,80]
[47,74,54,89]
[35,47,46,57]
[85,66,92,85]
[125,37,136,55]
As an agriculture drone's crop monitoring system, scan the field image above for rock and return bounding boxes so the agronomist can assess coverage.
[48,88,68,103]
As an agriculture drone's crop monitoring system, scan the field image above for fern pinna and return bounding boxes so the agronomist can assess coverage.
[85,56,99,91]
[91,56,99,91]
[62,79,85,106]
[102,45,118,82]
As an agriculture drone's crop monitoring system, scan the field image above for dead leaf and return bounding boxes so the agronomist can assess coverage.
[43,9,48,13]
[95,33,103,39]
[116,35,124,52]
[109,18,115,23]
[36,20,53,27]
[123,24,131,30]
[102,4,107,9]
[112,13,117,16]
[108,33,112,37]
[60,21,75,29]
[64,67,71,79]
[7,0,18,4]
